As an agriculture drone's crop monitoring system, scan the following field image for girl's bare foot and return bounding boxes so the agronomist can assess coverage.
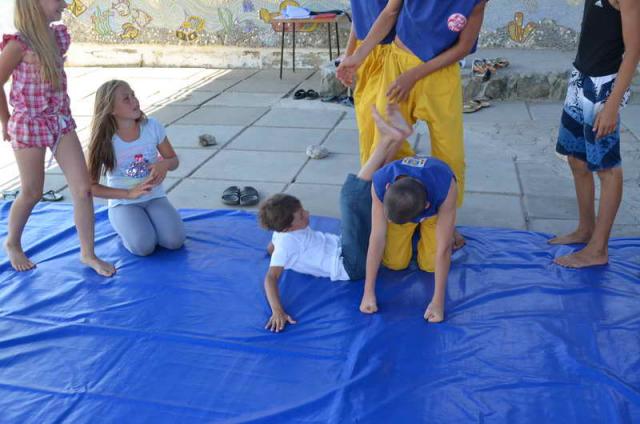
[4,241,36,271]
[81,255,116,277]
[371,105,404,141]
[386,104,413,138]
[453,230,466,251]
[554,247,608,268]
[548,229,592,245]
[424,302,444,323]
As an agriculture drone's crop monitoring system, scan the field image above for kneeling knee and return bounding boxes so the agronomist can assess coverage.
[126,239,157,256]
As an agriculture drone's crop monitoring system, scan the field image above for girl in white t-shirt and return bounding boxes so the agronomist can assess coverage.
[87,80,185,256]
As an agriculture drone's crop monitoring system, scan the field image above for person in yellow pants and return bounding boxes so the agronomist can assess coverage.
[340,1,415,165]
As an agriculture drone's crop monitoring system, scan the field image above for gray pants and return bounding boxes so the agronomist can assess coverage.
[108,197,185,256]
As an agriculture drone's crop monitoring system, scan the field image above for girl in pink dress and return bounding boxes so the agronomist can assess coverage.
[0,0,115,276]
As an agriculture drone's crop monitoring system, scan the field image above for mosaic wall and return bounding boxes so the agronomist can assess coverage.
[0,0,586,49]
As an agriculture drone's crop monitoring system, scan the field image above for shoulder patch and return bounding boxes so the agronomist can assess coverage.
[401,157,427,168]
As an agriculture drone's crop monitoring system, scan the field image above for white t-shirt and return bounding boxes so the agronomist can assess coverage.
[270,227,350,281]
[106,118,167,207]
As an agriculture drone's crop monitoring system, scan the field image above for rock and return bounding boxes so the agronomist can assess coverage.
[319,61,346,98]
[306,145,329,159]
[199,134,217,147]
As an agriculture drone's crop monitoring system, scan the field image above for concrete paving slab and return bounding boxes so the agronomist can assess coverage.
[323,129,359,155]
[248,69,315,83]
[524,195,638,225]
[465,158,520,195]
[149,105,198,126]
[285,183,341,219]
[296,154,359,185]
[167,178,285,210]
[458,192,526,230]
[166,125,243,149]
[195,79,241,93]
[208,69,258,81]
[335,118,357,130]
[527,102,563,122]
[256,109,343,129]
[175,106,268,126]
[165,90,219,107]
[517,161,576,198]
[227,127,328,152]
[203,92,285,108]
[171,148,217,178]
[622,104,640,138]
[463,101,532,124]
[228,79,299,95]
[192,150,306,182]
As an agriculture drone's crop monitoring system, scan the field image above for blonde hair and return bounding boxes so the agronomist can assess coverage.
[88,80,147,183]
[14,0,62,88]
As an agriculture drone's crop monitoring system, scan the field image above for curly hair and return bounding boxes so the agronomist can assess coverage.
[258,194,302,232]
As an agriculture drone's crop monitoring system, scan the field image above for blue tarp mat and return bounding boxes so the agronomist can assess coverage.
[1,202,639,423]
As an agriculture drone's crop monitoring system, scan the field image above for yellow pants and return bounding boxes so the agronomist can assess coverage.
[354,43,401,165]
[375,43,465,272]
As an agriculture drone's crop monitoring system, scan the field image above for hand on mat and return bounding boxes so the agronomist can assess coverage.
[593,102,619,140]
[424,302,444,323]
[265,310,296,333]
[336,55,360,87]
[147,162,169,186]
[127,181,154,200]
[387,70,417,103]
[360,293,378,314]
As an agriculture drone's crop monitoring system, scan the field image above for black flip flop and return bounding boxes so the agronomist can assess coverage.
[293,89,307,100]
[222,186,241,205]
[305,89,319,100]
[41,190,63,202]
[239,186,260,207]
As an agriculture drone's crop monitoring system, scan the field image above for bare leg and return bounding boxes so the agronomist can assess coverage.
[549,156,595,244]
[358,106,407,181]
[54,131,115,277]
[555,167,621,268]
[3,148,45,271]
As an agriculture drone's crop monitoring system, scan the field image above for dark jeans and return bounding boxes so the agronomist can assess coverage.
[340,174,372,280]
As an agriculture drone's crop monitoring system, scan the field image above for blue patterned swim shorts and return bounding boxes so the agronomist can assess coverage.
[556,67,630,171]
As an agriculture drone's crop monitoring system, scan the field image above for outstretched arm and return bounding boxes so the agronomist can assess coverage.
[337,0,404,85]
[361,187,388,314]
[426,180,457,323]
[386,1,488,103]
[593,0,640,140]
[264,266,297,332]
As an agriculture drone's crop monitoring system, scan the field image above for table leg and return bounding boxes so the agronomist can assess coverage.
[280,23,285,79]
[327,23,333,61]
[292,23,296,73]
[335,22,340,57]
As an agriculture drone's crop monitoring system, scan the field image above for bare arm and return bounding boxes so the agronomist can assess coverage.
[345,23,358,57]
[386,1,488,103]
[90,181,153,200]
[0,41,24,140]
[336,0,403,85]
[267,242,274,256]
[593,0,640,139]
[360,187,387,314]
[429,181,457,322]
[147,137,179,186]
[264,266,296,332]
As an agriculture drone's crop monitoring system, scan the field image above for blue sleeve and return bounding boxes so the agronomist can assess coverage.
[149,118,167,146]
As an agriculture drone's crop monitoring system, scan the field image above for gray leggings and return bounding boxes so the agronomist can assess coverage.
[108,197,185,256]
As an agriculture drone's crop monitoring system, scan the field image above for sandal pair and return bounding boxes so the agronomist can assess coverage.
[293,89,319,100]
[222,186,260,207]
[1,189,63,202]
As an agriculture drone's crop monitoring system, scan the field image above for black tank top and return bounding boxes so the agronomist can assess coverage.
[573,0,624,77]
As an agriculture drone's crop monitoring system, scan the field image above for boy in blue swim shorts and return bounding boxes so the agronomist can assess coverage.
[551,0,640,268]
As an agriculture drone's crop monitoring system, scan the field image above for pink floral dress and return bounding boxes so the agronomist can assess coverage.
[0,25,76,150]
